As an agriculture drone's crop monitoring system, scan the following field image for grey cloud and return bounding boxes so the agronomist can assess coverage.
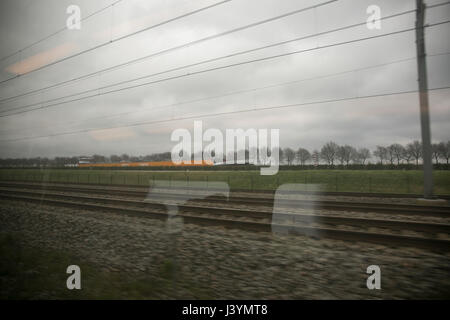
[0,0,449,158]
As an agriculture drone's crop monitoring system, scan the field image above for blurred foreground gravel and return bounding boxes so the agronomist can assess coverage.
[0,199,449,299]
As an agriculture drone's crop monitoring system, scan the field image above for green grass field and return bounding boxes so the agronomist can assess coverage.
[0,168,449,195]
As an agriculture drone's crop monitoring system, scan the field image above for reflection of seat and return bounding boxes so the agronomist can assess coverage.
[272,183,323,236]
[146,180,230,233]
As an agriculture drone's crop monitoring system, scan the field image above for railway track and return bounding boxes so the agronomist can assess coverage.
[0,181,448,217]
[0,183,449,251]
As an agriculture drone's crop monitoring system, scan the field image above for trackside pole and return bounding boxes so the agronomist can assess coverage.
[415,0,433,199]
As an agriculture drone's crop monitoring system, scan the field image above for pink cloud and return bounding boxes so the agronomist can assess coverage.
[89,127,136,141]
[5,43,78,75]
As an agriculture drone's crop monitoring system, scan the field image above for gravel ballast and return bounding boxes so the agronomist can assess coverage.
[0,199,449,299]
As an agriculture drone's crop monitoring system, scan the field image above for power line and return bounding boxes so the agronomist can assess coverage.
[3,53,440,134]
[0,0,340,86]
[0,0,235,85]
[0,0,124,63]
[3,0,449,105]
[0,25,429,116]
[0,0,338,103]
[426,0,450,9]
[1,86,449,143]
[3,3,448,112]
[1,20,449,118]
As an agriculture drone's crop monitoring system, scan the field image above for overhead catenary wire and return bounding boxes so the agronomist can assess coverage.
[2,3,448,112]
[1,20,449,118]
[1,86,449,143]
[0,0,339,86]
[0,1,449,147]
[2,0,450,105]
[426,0,450,9]
[0,0,234,85]
[0,0,339,103]
[0,0,124,64]
[2,51,449,135]
[0,25,434,116]
[0,54,427,133]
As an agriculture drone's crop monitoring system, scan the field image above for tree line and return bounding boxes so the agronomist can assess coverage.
[0,140,449,167]
[0,152,172,167]
[279,140,450,166]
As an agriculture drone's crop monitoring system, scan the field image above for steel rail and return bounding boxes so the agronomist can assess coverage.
[0,182,448,216]
[0,188,449,235]
[0,191,449,251]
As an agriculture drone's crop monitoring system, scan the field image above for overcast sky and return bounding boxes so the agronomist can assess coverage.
[0,0,449,158]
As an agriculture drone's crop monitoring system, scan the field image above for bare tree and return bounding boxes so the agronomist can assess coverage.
[320,141,339,165]
[92,154,106,163]
[311,150,320,166]
[283,148,295,165]
[439,141,450,164]
[337,145,355,165]
[336,146,346,165]
[402,149,413,164]
[432,143,441,164]
[387,145,396,165]
[373,146,388,165]
[258,147,269,165]
[248,147,259,165]
[356,148,371,165]
[390,143,405,165]
[110,154,121,163]
[296,148,311,166]
[278,148,285,165]
[406,140,422,166]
